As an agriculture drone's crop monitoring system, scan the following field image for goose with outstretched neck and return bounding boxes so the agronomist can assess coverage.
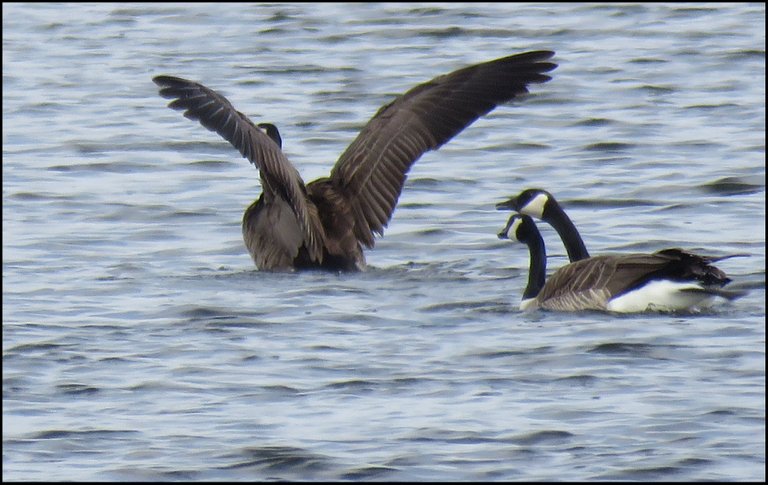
[496,188,590,262]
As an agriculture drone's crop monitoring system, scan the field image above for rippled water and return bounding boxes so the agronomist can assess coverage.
[3,2,765,481]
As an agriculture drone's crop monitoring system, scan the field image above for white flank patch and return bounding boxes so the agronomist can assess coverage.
[606,279,717,313]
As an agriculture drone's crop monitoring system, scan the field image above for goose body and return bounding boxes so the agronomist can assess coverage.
[154,50,557,271]
[498,213,743,313]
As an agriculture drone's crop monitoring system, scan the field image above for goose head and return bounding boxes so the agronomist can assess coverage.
[498,213,539,245]
[497,188,589,262]
[257,123,282,149]
[496,188,554,220]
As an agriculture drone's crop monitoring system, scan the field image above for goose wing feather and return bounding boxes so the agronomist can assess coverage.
[536,254,673,311]
[153,75,325,263]
[330,51,557,248]
[536,251,736,311]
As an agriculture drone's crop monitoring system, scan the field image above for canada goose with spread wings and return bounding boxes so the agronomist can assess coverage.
[497,213,746,313]
[154,50,556,271]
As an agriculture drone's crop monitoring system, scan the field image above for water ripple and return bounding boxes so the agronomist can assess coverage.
[3,2,764,482]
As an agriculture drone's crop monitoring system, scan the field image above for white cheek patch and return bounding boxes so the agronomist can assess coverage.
[521,192,549,219]
[509,216,525,241]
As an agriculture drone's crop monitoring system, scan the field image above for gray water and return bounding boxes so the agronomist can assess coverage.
[3,2,765,482]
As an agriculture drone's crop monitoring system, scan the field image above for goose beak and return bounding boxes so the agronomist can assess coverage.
[498,219,514,239]
[496,196,520,211]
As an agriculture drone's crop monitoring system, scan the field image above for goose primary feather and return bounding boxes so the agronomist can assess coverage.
[154,50,557,271]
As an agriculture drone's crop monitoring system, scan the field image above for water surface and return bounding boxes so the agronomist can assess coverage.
[3,2,765,481]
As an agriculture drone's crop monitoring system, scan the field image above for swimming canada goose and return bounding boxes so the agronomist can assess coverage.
[497,213,745,313]
[496,188,589,262]
[153,50,557,271]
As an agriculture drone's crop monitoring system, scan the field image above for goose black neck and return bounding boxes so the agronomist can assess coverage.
[523,227,547,301]
[545,203,590,262]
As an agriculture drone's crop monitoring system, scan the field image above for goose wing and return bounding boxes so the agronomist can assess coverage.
[536,254,676,311]
[153,75,324,264]
[651,248,733,286]
[330,50,557,248]
[536,256,618,310]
